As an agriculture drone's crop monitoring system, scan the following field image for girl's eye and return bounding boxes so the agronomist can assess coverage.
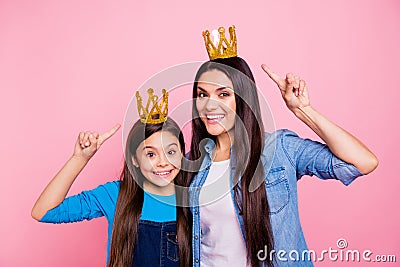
[146,152,155,157]
[168,150,176,155]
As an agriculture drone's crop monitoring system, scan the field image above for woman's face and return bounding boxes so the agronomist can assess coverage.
[196,69,236,137]
[132,130,182,194]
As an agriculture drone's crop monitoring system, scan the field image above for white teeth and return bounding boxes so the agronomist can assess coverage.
[155,171,171,175]
[207,114,224,119]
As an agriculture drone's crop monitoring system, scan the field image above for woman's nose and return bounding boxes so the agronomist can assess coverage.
[205,97,220,111]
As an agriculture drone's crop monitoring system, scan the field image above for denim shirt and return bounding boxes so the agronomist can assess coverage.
[188,129,364,266]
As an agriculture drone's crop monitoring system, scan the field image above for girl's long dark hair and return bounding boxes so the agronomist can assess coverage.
[108,119,191,267]
[189,57,274,266]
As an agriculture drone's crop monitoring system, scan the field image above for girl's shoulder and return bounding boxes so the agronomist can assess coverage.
[86,180,121,201]
[96,180,121,193]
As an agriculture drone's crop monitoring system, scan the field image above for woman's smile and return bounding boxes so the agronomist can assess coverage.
[196,69,236,136]
[204,113,226,124]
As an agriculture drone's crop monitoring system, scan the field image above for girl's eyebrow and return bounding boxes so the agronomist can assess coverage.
[167,143,178,147]
[142,143,178,151]
[143,146,156,151]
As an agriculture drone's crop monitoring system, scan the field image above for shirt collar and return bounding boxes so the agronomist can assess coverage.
[203,138,237,169]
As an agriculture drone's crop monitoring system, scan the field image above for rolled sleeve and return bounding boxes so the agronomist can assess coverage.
[280,129,364,186]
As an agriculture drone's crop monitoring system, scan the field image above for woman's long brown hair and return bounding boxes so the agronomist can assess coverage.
[108,119,192,267]
[189,57,274,267]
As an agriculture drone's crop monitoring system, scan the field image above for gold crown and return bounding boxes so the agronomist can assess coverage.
[135,88,168,124]
[202,25,237,60]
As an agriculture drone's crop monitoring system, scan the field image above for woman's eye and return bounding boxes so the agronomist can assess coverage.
[220,92,230,97]
[168,150,176,155]
[197,92,207,98]
[146,152,155,157]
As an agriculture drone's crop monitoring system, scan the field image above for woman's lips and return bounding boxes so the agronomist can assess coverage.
[205,114,225,125]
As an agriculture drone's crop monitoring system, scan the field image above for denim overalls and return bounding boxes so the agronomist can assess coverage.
[132,220,179,266]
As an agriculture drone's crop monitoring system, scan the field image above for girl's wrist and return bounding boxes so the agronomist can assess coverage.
[71,154,90,164]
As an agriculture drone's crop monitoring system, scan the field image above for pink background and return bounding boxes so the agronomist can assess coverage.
[1,0,399,266]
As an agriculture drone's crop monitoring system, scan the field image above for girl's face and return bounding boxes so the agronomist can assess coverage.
[133,130,182,195]
[196,69,236,137]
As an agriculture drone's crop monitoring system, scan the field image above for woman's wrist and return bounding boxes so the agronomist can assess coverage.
[293,105,315,121]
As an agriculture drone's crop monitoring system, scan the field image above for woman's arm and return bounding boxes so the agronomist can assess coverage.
[31,124,120,221]
[261,65,378,175]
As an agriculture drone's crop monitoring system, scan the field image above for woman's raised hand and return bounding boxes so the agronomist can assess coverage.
[74,123,121,160]
[261,64,310,112]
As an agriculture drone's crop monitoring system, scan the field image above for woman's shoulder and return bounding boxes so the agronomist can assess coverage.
[264,129,299,141]
[263,129,301,150]
[262,129,304,169]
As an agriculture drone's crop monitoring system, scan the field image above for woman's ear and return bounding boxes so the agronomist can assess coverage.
[131,156,139,168]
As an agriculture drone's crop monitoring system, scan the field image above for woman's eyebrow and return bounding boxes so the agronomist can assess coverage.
[197,86,229,92]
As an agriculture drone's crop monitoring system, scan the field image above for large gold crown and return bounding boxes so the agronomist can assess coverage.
[135,88,168,124]
[202,25,237,60]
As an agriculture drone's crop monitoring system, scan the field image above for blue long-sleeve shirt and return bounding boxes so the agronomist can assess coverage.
[40,181,176,261]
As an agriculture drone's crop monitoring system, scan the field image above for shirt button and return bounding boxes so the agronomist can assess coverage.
[195,259,199,263]
[195,235,199,240]
[265,180,269,184]
[194,210,199,215]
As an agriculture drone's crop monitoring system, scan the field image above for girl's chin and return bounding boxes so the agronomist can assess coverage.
[143,179,175,192]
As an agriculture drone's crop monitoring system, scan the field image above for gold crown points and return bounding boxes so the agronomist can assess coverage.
[135,88,168,124]
[202,25,237,60]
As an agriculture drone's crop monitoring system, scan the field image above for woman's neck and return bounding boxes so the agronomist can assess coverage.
[214,130,234,162]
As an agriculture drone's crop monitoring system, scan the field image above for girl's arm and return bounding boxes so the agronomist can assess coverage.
[261,65,378,175]
[31,124,120,221]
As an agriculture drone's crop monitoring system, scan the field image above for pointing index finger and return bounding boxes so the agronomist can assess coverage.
[261,64,284,88]
[99,123,121,145]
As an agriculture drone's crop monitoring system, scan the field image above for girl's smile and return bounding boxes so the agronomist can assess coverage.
[133,131,182,195]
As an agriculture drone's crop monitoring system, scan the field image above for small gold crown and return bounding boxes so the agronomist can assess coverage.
[202,25,237,60]
[135,88,168,124]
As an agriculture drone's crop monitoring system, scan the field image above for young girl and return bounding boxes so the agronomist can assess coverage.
[31,116,191,267]
[188,26,378,266]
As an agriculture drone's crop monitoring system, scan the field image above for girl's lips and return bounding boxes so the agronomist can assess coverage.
[153,170,173,179]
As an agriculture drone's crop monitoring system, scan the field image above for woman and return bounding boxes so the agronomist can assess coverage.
[187,56,378,267]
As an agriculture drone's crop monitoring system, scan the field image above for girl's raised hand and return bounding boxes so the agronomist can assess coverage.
[73,123,121,160]
[261,64,310,112]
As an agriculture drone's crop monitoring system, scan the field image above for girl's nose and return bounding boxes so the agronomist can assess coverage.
[157,153,169,167]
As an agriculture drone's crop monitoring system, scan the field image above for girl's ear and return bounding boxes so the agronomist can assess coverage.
[131,156,139,168]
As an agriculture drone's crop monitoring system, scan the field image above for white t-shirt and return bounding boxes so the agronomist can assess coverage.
[199,159,249,267]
